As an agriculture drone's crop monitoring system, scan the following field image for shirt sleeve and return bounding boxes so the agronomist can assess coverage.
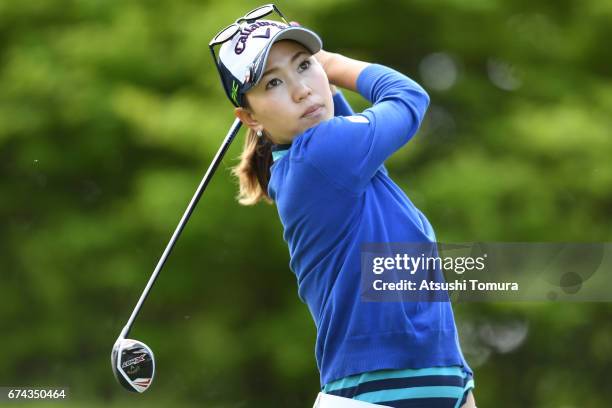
[333,90,355,116]
[305,64,430,193]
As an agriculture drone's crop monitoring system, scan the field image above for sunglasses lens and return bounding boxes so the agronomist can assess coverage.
[213,24,239,44]
[244,4,274,20]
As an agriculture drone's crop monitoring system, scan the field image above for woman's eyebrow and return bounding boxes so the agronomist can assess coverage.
[261,51,309,78]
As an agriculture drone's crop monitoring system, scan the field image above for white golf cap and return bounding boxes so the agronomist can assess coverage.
[215,20,322,107]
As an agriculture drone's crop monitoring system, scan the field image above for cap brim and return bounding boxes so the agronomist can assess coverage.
[248,26,323,90]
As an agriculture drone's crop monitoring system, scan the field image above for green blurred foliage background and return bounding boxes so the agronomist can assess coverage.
[1,0,611,406]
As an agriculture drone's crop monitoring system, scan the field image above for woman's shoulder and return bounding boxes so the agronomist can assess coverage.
[294,114,371,159]
[298,114,371,145]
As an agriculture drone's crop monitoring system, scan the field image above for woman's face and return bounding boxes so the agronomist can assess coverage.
[236,40,334,144]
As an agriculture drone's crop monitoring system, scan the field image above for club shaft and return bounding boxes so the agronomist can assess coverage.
[119,118,243,340]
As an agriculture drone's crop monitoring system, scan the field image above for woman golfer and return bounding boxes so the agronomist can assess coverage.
[210,5,476,408]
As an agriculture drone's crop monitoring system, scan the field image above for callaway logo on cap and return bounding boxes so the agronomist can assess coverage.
[215,20,322,107]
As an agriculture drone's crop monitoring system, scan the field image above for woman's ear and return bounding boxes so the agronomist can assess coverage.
[234,107,262,132]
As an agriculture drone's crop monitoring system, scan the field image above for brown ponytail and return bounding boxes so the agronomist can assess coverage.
[231,128,274,205]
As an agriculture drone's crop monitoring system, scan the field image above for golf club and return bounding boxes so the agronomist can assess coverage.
[111,118,243,392]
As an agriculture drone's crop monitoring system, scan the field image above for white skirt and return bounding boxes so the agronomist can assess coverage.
[313,392,389,408]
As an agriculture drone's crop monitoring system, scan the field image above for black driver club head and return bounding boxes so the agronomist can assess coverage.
[111,339,155,393]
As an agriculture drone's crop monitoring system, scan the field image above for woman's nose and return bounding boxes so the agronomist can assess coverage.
[292,80,312,102]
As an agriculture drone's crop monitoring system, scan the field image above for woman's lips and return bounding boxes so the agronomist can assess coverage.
[301,104,324,118]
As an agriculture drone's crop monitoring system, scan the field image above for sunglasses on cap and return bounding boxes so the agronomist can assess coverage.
[209,4,322,107]
[209,4,289,51]
[209,4,289,100]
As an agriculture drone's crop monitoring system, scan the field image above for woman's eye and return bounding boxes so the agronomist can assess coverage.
[266,78,282,90]
[298,59,311,72]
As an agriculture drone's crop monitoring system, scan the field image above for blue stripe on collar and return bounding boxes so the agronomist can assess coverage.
[272,150,288,162]
[271,143,292,162]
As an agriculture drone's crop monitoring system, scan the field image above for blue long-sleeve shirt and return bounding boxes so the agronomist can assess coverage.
[268,64,471,386]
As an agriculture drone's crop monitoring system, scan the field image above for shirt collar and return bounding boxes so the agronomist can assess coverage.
[271,143,292,162]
